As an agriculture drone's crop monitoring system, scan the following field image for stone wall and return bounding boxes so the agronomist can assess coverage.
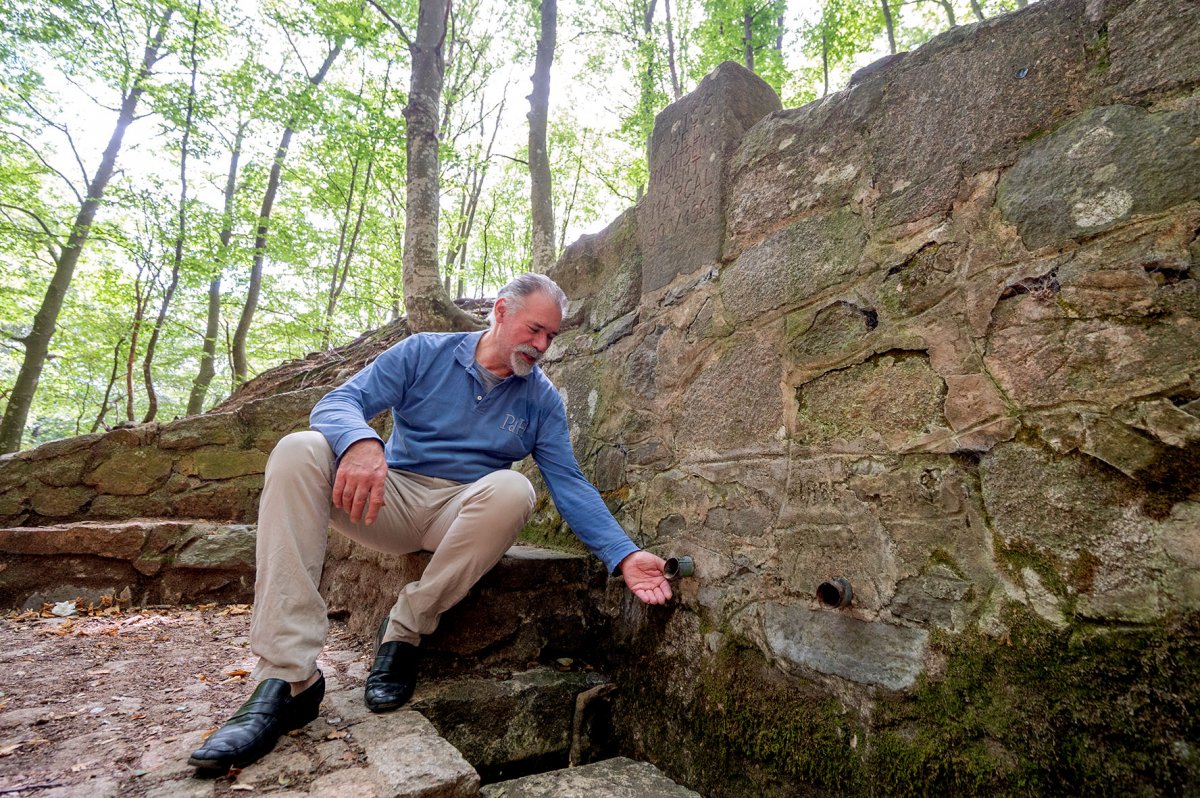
[0,388,323,527]
[540,0,1199,791]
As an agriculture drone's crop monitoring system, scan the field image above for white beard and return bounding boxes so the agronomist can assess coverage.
[510,344,540,377]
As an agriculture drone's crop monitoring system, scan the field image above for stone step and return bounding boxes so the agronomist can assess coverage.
[0,518,256,609]
[0,520,605,672]
[412,666,615,783]
[480,757,702,797]
[322,539,607,669]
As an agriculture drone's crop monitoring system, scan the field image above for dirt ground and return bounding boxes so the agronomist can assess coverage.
[0,601,372,796]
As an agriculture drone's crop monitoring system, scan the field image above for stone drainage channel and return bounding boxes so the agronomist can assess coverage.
[0,602,702,797]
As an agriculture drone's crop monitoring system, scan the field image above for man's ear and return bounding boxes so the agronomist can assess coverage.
[493,297,508,323]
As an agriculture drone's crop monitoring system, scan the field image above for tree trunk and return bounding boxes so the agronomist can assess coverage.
[0,10,172,453]
[821,25,829,96]
[125,263,152,422]
[232,41,344,385]
[187,122,245,415]
[323,157,374,348]
[743,11,754,70]
[664,0,681,100]
[968,0,986,21]
[528,0,556,274]
[401,0,483,332]
[932,0,956,27]
[143,0,200,423]
[91,336,126,434]
[880,0,897,54]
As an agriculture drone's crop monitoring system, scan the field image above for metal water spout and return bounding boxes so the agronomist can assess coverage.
[816,576,853,608]
[663,556,695,580]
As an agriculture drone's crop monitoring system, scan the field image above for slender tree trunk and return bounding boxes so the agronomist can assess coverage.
[143,0,201,423]
[400,0,483,331]
[528,0,556,274]
[125,265,152,422]
[232,41,344,384]
[968,0,985,21]
[664,0,681,100]
[324,157,374,348]
[91,336,126,434]
[743,12,754,70]
[0,10,172,452]
[880,0,897,54]
[821,25,829,96]
[187,122,245,415]
[931,0,956,27]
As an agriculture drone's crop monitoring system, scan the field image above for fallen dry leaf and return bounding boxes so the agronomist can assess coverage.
[231,783,255,791]
[0,742,22,756]
[226,668,251,677]
[325,730,348,740]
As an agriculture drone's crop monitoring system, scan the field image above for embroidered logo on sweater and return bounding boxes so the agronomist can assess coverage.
[501,414,528,436]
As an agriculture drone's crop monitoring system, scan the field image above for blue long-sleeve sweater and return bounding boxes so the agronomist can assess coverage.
[309,330,639,574]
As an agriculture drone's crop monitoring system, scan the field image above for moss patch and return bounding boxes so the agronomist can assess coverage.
[871,605,1200,796]
[604,606,1200,796]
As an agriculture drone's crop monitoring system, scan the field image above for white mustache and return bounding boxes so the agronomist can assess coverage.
[514,344,541,362]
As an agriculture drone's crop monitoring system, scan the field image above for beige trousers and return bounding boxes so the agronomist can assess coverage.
[249,431,535,682]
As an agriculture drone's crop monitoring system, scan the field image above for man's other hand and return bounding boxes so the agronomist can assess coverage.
[619,550,673,605]
[333,440,388,525]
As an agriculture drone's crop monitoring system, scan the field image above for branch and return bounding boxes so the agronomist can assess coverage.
[0,202,64,261]
[20,96,91,189]
[494,152,528,166]
[366,0,413,47]
[3,131,85,204]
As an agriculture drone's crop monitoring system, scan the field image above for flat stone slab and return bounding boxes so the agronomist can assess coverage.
[324,689,479,798]
[481,756,700,797]
[0,519,256,608]
[764,602,929,690]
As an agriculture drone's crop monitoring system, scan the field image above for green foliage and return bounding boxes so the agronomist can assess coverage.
[691,0,790,94]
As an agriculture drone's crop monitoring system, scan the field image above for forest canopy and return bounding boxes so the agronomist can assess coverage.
[0,0,1034,450]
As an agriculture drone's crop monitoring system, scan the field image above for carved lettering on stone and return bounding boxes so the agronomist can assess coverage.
[638,62,780,294]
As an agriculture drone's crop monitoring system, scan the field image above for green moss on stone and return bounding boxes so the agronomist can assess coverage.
[605,605,1200,796]
[870,605,1200,796]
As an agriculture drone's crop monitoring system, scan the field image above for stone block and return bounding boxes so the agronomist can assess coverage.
[179,445,268,480]
[550,209,641,332]
[321,543,602,666]
[336,702,480,798]
[157,412,239,449]
[725,79,881,259]
[638,61,780,293]
[721,207,865,325]
[481,756,701,797]
[412,667,596,774]
[763,602,929,690]
[30,485,94,517]
[872,0,1094,192]
[997,103,1200,250]
[794,352,947,452]
[1108,0,1200,99]
[83,446,174,496]
[676,336,785,453]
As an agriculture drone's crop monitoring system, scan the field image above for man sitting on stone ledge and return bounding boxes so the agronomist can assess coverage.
[188,273,673,772]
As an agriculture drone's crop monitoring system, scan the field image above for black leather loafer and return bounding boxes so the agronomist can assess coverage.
[188,670,325,772]
[364,619,418,713]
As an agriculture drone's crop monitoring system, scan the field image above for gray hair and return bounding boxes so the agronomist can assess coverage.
[489,273,568,325]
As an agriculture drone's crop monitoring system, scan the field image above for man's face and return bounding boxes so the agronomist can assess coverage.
[494,290,562,377]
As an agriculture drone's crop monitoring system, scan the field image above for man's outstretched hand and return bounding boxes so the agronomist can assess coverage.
[619,550,673,605]
[333,439,389,525]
